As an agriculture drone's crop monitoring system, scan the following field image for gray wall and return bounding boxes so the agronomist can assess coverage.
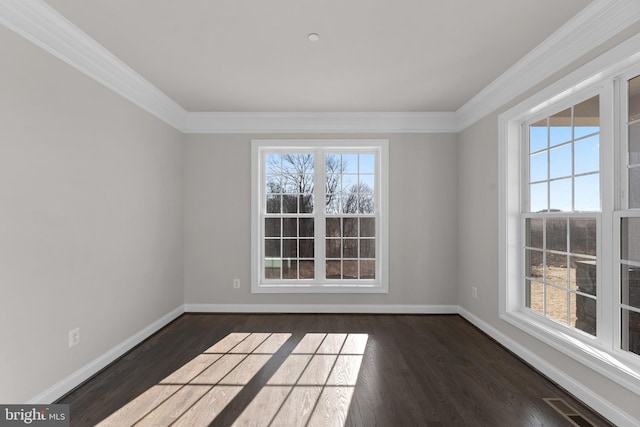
[0,26,184,403]
[457,28,640,423]
[184,133,458,307]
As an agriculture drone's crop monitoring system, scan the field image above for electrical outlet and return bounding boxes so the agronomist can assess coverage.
[472,286,478,299]
[68,328,80,348]
[233,279,240,289]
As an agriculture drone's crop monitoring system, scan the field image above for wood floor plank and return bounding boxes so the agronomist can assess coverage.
[291,333,325,354]
[270,386,322,427]
[135,384,210,427]
[59,314,615,427]
[159,354,222,384]
[267,354,313,385]
[172,385,242,427]
[231,385,292,427]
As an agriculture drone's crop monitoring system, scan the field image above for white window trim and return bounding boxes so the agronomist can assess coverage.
[499,35,640,395]
[251,139,389,294]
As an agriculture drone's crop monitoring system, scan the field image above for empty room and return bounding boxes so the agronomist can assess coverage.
[2,0,640,426]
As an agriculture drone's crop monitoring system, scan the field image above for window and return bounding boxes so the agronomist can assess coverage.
[500,45,640,394]
[251,140,389,293]
[524,96,600,336]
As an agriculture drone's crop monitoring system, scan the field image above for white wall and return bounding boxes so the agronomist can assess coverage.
[0,26,184,403]
[184,133,458,308]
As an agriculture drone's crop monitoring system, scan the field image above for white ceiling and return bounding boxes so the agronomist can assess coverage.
[44,0,591,113]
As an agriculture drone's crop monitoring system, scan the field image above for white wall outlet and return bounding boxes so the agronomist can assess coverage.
[68,328,80,348]
[233,279,240,289]
[472,286,478,299]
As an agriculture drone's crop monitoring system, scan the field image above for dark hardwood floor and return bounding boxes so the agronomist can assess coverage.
[58,314,613,426]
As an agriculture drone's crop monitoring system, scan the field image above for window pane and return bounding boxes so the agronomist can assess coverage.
[526,280,544,315]
[572,257,596,295]
[574,135,599,175]
[325,193,340,214]
[621,308,640,356]
[359,153,375,173]
[525,218,543,248]
[574,174,599,211]
[549,144,572,179]
[300,195,314,213]
[340,194,356,214]
[344,239,358,258]
[525,249,543,280]
[530,119,547,152]
[530,182,547,213]
[342,154,358,173]
[266,176,281,194]
[342,174,358,193]
[266,154,281,174]
[265,218,281,237]
[326,261,341,279]
[546,218,567,252]
[546,286,569,325]
[360,260,375,279]
[574,96,600,139]
[326,239,341,258]
[283,239,297,258]
[265,259,281,279]
[530,151,548,183]
[299,239,314,258]
[359,175,375,192]
[326,218,341,237]
[283,218,297,237]
[360,239,375,258]
[629,75,640,122]
[629,123,640,166]
[267,195,281,213]
[265,239,281,257]
[299,261,314,279]
[569,218,596,256]
[549,178,571,212]
[283,260,298,279]
[299,218,314,237]
[549,108,572,146]
[546,253,568,289]
[283,195,297,213]
[360,218,375,237]
[359,195,375,214]
[575,294,596,336]
[629,167,640,209]
[344,218,358,237]
[621,266,640,310]
[621,218,640,262]
[343,260,358,279]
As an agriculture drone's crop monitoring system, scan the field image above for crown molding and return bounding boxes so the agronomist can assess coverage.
[183,111,458,134]
[2,0,640,134]
[0,0,187,130]
[457,0,640,130]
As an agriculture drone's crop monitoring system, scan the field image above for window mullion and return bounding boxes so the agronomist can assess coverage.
[316,149,326,282]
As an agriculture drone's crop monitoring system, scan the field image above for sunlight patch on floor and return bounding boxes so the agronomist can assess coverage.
[95,332,367,427]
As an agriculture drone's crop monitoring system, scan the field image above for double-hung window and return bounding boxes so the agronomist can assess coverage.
[500,51,640,393]
[251,140,389,293]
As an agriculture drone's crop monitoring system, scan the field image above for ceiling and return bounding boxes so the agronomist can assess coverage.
[43,0,591,113]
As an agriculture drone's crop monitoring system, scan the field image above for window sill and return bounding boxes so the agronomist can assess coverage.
[500,309,640,395]
[251,282,389,294]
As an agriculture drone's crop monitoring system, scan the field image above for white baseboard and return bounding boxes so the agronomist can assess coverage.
[184,303,459,314]
[457,307,638,427]
[29,305,185,404]
[28,302,637,427]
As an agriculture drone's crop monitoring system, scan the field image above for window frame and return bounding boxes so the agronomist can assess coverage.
[499,48,640,395]
[251,139,389,294]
